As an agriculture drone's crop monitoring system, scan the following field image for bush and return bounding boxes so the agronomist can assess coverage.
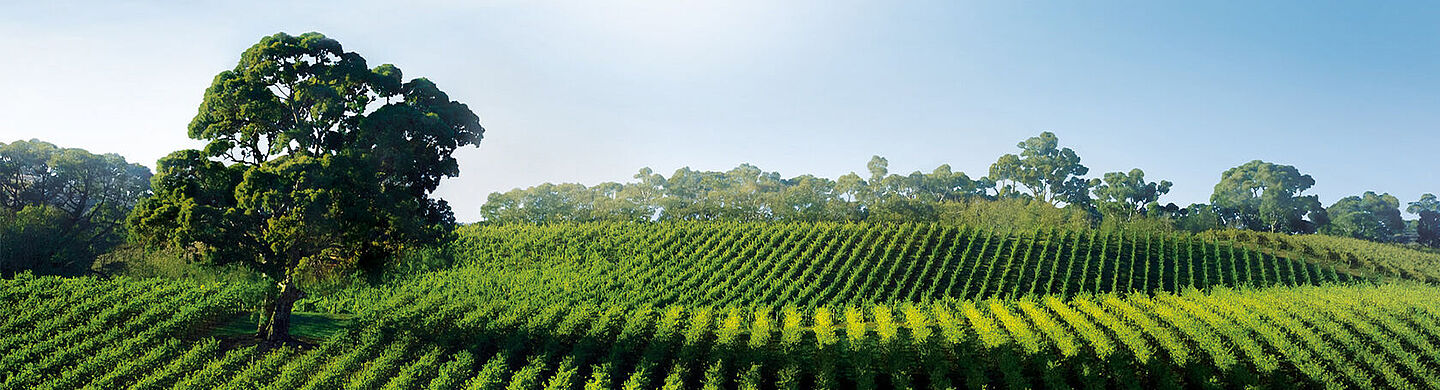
[935,198,1092,231]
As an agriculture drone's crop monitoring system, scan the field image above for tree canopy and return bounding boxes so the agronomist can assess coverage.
[1090,168,1173,220]
[478,133,1436,249]
[1209,160,1326,234]
[1322,191,1405,242]
[1410,193,1440,248]
[988,131,1091,207]
[0,139,151,275]
[126,32,483,343]
[479,156,1003,224]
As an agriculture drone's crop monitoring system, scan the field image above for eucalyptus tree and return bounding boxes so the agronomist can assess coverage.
[127,32,483,344]
[1091,168,1172,221]
[1209,160,1325,234]
[988,131,1092,207]
[1322,191,1404,242]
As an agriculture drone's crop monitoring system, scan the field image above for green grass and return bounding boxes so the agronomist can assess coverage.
[213,312,355,342]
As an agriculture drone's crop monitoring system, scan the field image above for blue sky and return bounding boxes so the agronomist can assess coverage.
[1,1,1436,221]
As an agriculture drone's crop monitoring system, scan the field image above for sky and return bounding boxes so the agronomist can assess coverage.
[1,1,1436,222]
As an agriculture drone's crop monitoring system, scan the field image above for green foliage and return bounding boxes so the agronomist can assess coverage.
[0,139,152,275]
[480,163,872,223]
[1090,168,1173,220]
[1174,202,1225,232]
[304,222,1365,315]
[96,244,270,300]
[988,131,1092,206]
[0,274,247,389]
[0,206,71,273]
[8,244,1440,389]
[130,30,482,275]
[1409,193,1439,248]
[1322,191,1405,242]
[1098,213,1177,236]
[480,158,1053,226]
[1209,160,1326,234]
[1201,228,1440,282]
[125,31,484,340]
[936,197,1093,231]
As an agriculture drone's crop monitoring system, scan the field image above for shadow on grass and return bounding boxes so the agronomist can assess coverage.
[211,311,356,344]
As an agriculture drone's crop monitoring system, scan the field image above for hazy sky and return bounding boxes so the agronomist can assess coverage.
[2,1,1436,221]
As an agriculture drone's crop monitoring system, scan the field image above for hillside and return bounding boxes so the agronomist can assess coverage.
[7,221,1440,389]
[1199,229,1440,283]
[7,274,1440,389]
[331,223,1359,310]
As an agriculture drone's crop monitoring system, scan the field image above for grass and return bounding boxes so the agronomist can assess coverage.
[213,311,355,343]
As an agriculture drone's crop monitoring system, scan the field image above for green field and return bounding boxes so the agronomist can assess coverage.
[5,222,1439,389]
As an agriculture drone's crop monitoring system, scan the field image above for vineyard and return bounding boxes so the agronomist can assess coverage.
[332,223,1360,311]
[1198,229,1440,283]
[0,276,248,389]
[7,222,1440,389]
[7,274,1440,389]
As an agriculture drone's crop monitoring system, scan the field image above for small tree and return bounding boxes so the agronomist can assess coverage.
[127,32,483,344]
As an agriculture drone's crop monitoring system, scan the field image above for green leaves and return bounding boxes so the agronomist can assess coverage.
[132,31,484,280]
[1209,160,1325,234]
[128,32,485,341]
[1091,168,1172,220]
[988,131,1091,207]
[1409,194,1440,248]
[1321,191,1405,242]
[0,139,152,275]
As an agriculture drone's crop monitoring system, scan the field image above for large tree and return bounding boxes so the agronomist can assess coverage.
[1410,193,1440,248]
[127,32,483,344]
[1090,168,1172,220]
[0,139,151,275]
[988,131,1092,206]
[1209,160,1325,234]
[1322,191,1404,242]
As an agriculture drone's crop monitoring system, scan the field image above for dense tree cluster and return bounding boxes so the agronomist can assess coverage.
[480,160,996,224]
[989,131,1092,206]
[481,133,1436,249]
[1090,168,1173,221]
[0,139,152,275]
[481,132,1173,227]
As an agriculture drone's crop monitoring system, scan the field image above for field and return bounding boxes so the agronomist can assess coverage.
[5,222,1439,389]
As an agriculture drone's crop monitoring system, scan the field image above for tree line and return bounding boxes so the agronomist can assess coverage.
[480,132,1440,247]
[0,139,151,276]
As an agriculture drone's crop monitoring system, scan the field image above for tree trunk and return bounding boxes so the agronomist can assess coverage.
[255,295,274,337]
[259,274,305,344]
